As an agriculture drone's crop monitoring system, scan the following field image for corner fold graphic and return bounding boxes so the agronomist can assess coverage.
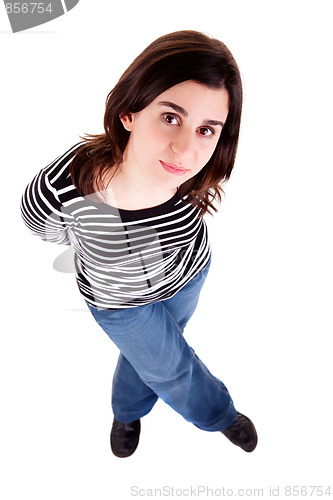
[64,0,79,11]
[4,0,80,33]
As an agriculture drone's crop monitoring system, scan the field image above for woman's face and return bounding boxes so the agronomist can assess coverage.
[120,80,229,192]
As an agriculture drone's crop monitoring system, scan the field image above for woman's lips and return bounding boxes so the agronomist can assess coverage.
[159,160,190,176]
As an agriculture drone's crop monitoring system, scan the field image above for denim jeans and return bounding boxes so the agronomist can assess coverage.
[86,259,237,432]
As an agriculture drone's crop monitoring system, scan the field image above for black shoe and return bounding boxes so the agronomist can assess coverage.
[110,418,141,458]
[221,412,258,452]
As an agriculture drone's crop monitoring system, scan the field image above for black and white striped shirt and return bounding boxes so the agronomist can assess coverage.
[21,143,211,309]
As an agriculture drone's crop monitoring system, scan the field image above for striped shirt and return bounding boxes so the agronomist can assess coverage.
[21,143,211,309]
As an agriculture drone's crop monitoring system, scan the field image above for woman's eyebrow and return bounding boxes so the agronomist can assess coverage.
[203,119,224,128]
[158,101,224,127]
[158,101,188,117]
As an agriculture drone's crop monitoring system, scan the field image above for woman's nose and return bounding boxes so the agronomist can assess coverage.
[170,129,194,159]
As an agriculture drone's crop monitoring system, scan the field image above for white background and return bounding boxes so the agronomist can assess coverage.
[1,1,332,498]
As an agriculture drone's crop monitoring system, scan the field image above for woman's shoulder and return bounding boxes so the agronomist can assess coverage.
[45,142,83,189]
[32,143,85,210]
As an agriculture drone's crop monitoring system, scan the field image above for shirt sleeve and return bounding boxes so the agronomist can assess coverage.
[20,156,73,245]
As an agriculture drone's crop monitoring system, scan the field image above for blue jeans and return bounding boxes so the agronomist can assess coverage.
[86,260,237,432]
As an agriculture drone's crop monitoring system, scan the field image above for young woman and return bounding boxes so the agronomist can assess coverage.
[21,30,257,458]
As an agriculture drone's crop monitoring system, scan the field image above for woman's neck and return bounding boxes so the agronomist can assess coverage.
[96,164,177,211]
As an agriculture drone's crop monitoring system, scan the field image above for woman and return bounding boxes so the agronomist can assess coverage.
[21,30,257,458]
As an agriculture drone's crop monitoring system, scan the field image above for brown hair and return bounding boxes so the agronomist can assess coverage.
[70,30,243,216]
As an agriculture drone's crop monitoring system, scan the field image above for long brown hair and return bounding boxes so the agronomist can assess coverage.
[70,30,243,216]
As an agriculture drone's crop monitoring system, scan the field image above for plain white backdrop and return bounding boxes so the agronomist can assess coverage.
[1,1,332,499]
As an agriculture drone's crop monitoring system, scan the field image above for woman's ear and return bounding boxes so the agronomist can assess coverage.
[119,113,134,132]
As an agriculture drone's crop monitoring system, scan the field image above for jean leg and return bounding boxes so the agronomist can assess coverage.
[112,353,158,422]
[87,299,237,432]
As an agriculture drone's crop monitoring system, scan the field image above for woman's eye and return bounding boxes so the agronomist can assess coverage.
[163,114,179,125]
[198,127,214,137]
